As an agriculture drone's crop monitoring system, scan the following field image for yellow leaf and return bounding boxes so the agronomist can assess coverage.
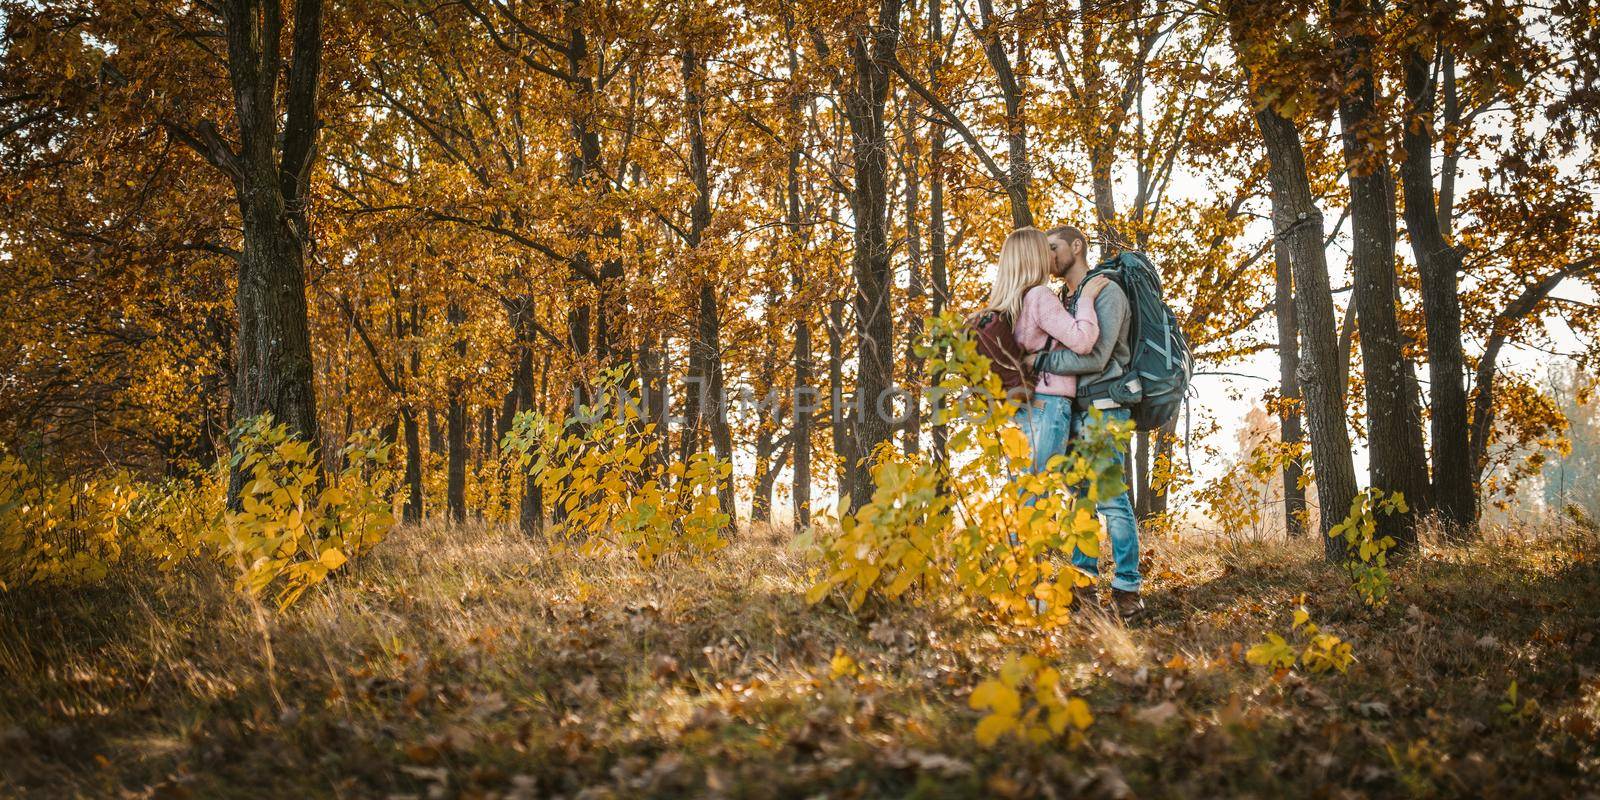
[1000,426,1030,460]
[974,712,1017,747]
[969,679,1021,716]
[1065,697,1093,730]
[319,547,347,570]
[829,648,859,680]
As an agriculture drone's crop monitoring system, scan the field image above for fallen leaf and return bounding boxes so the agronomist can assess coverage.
[1135,701,1179,726]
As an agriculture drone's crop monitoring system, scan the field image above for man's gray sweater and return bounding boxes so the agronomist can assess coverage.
[1035,282,1132,395]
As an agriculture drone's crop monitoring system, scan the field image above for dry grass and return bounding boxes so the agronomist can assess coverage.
[2,518,1598,798]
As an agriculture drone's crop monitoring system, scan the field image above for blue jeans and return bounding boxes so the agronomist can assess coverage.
[1069,406,1142,593]
[1015,394,1074,549]
[1020,394,1075,476]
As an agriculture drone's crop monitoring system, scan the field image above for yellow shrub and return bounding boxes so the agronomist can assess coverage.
[130,472,225,570]
[502,369,731,565]
[970,654,1093,747]
[213,416,397,609]
[0,455,141,588]
[1329,488,1406,608]
[1246,601,1356,676]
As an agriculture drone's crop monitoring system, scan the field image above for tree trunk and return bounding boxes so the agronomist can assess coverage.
[899,99,926,455]
[975,0,1033,227]
[446,302,467,523]
[842,0,904,510]
[828,299,855,501]
[401,406,423,523]
[1400,40,1474,532]
[786,29,813,528]
[680,46,736,520]
[928,0,951,467]
[1252,102,1358,558]
[520,348,548,535]
[1133,431,1153,519]
[699,282,735,519]
[213,0,325,500]
[752,419,777,524]
[1152,420,1174,517]
[1273,235,1308,536]
[1335,0,1430,551]
[639,334,669,470]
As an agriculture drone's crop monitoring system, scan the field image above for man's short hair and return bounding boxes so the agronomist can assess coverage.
[1046,225,1088,253]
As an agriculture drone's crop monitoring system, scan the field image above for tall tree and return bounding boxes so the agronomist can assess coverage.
[445,300,468,523]
[1227,0,1358,553]
[1257,105,1358,555]
[1397,26,1472,532]
[785,20,815,528]
[166,0,328,468]
[1332,0,1429,549]
[811,0,904,509]
[973,0,1032,227]
[678,44,736,518]
[1273,236,1308,536]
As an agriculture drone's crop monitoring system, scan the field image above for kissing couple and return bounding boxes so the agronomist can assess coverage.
[974,224,1188,623]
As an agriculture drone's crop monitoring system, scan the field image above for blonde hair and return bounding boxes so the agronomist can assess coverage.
[985,227,1052,321]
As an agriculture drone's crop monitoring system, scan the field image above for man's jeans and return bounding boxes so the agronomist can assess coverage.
[1069,406,1142,593]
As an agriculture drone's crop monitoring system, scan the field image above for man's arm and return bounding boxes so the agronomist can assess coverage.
[1032,285,1127,376]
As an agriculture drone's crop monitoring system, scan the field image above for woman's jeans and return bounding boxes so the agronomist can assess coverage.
[1020,397,1142,593]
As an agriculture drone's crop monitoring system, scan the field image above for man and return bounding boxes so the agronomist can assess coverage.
[1032,225,1144,623]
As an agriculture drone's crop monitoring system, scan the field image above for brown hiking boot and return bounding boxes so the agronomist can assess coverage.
[1110,588,1146,624]
[1071,583,1102,615]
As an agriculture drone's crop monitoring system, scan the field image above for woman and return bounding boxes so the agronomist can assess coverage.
[982,226,1106,475]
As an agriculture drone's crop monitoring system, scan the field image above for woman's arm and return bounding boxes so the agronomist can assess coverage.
[1030,287,1125,375]
[1027,283,1101,354]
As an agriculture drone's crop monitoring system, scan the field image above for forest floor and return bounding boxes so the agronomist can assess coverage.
[3,518,1599,799]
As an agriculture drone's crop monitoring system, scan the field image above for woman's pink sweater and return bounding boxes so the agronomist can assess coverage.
[1012,285,1100,396]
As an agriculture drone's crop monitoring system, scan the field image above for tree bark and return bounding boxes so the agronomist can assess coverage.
[1133,431,1152,519]
[828,299,855,501]
[1152,419,1175,517]
[520,348,548,535]
[1334,0,1430,551]
[786,27,813,528]
[1253,103,1358,557]
[975,0,1032,227]
[842,0,904,511]
[928,0,951,467]
[1400,40,1473,532]
[681,46,735,520]
[205,0,326,499]
[899,99,926,455]
[401,406,423,522]
[446,302,467,523]
[1273,235,1308,536]
[479,406,494,469]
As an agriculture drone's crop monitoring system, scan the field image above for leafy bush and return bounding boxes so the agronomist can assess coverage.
[211,416,397,609]
[502,369,732,564]
[1330,488,1406,608]
[0,455,142,588]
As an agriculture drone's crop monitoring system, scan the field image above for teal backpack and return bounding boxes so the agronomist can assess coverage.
[1072,251,1193,431]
